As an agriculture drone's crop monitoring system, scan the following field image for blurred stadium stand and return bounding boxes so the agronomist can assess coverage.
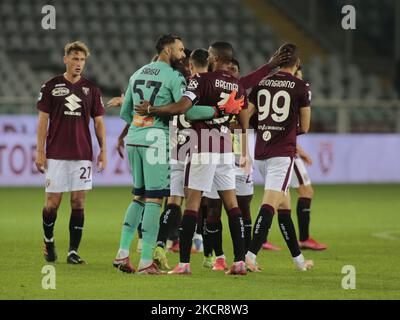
[0,0,399,132]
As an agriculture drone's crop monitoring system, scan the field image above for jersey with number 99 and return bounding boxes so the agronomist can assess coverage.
[248,71,311,160]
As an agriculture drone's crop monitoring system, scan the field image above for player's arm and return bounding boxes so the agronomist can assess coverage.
[298,106,311,134]
[116,124,129,159]
[35,111,49,173]
[296,144,313,166]
[237,102,250,168]
[94,116,107,172]
[120,81,134,124]
[135,96,194,116]
[239,50,291,90]
[107,93,124,108]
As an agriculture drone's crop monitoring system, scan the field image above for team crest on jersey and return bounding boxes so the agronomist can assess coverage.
[52,87,70,96]
[82,87,90,96]
[187,79,199,90]
[319,142,334,175]
[262,131,272,142]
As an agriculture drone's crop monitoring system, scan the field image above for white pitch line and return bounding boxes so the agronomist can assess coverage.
[371,231,400,240]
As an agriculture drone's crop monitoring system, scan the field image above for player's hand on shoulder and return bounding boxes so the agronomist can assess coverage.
[35,150,47,174]
[97,150,107,172]
[134,100,151,116]
[107,94,124,108]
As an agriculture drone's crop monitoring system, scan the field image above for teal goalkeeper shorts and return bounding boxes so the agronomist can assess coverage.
[126,144,170,198]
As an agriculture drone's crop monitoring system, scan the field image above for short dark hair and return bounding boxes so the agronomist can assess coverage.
[231,58,240,71]
[210,41,234,63]
[190,48,209,68]
[278,43,299,68]
[155,34,182,54]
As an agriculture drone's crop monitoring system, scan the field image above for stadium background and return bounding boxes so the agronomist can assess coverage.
[0,0,399,300]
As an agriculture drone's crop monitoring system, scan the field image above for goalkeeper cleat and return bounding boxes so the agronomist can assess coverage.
[67,251,86,265]
[212,257,228,271]
[44,240,57,263]
[153,246,171,270]
[113,256,135,273]
[296,259,314,271]
[218,90,244,115]
[299,237,328,251]
[168,263,192,275]
[138,263,166,275]
[225,261,247,275]
[202,256,215,269]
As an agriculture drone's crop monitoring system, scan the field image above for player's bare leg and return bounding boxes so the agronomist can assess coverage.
[219,189,247,275]
[137,197,165,275]
[114,195,145,273]
[42,192,63,262]
[67,190,87,264]
[295,185,327,250]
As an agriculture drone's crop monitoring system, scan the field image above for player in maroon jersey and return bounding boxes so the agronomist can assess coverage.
[245,44,314,271]
[35,41,107,264]
[135,42,249,275]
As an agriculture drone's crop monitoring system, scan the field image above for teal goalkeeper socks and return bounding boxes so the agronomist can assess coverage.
[140,202,162,262]
[119,200,144,251]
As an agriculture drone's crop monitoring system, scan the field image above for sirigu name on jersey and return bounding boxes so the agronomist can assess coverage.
[215,79,239,91]
[140,67,160,76]
[259,79,296,89]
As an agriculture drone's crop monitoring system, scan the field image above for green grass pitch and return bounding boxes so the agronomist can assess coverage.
[1,184,399,300]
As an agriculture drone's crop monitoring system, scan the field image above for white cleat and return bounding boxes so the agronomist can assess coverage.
[296,259,314,271]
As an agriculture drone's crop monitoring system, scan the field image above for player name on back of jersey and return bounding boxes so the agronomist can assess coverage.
[140,67,160,75]
[215,79,238,91]
[259,78,296,89]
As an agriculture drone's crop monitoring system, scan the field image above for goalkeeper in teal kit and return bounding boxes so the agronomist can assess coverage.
[113,34,226,274]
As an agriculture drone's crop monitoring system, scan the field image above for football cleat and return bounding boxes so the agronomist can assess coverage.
[67,251,86,265]
[43,240,57,262]
[245,256,262,272]
[153,246,171,270]
[168,263,192,275]
[212,257,228,271]
[296,259,314,271]
[299,237,328,250]
[225,261,247,275]
[113,256,136,273]
[169,240,180,253]
[262,241,282,251]
[202,256,215,269]
[138,263,166,275]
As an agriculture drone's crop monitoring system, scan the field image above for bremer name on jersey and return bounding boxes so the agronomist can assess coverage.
[249,71,311,160]
[37,75,105,161]
[182,70,247,153]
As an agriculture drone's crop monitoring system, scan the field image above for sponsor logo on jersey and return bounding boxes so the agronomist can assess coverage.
[82,87,90,96]
[52,87,70,96]
[55,83,66,87]
[64,94,82,116]
[37,92,43,101]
